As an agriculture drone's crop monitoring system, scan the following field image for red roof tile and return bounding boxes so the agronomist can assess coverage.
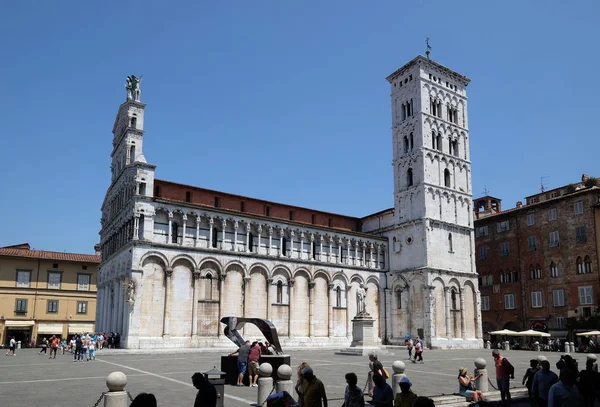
[0,244,100,264]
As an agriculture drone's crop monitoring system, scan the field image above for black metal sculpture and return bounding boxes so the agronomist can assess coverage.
[220,316,284,355]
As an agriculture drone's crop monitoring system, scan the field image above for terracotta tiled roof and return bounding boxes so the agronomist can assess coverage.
[0,244,100,264]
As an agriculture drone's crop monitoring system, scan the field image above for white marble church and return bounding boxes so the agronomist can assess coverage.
[96,56,483,349]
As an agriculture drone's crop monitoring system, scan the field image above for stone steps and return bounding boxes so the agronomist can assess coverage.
[430,388,529,406]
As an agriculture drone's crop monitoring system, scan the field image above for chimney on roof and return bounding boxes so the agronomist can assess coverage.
[516,201,523,208]
[582,174,590,182]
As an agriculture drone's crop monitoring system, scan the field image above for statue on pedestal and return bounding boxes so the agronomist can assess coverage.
[356,284,367,315]
[125,75,142,101]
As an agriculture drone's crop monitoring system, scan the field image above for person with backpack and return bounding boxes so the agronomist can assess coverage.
[492,350,514,406]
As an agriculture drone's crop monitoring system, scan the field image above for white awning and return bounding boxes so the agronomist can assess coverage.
[68,323,94,334]
[37,323,65,334]
[4,320,35,328]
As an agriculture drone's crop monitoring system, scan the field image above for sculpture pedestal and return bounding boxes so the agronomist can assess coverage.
[335,313,384,356]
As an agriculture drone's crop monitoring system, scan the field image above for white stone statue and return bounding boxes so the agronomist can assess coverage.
[356,284,366,315]
[126,280,136,305]
[125,75,142,101]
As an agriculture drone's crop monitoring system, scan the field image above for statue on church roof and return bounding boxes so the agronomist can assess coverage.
[125,75,142,101]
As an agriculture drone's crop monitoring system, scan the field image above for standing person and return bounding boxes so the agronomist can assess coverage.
[301,367,327,407]
[228,340,251,387]
[522,359,539,405]
[548,368,583,407]
[39,337,48,355]
[69,336,76,353]
[394,377,418,407]
[87,337,96,361]
[115,332,121,348]
[74,335,83,362]
[369,374,393,407]
[343,372,364,407]
[295,362,310,407]
[492,349,515,407]
[457,368,484,403]
[407,339,413,360]
[368,352,385,396]
[412,339,423,364]
[532,360,558,407]
[49,336,59,359]
[404,333,409,345]
[5,336,16,356]
[247,341,262,387]
[578,359,597,407]
[192,372,217,407]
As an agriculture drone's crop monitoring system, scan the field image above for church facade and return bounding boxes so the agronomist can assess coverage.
[96,57,483,349]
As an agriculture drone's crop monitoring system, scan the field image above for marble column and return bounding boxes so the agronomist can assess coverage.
[121,279,131,338]
[362,243,366,267]
[327,237,332,262]
[167,212,173,244]
[195,215,200,247]
[233,221,238,252]
[182,214,187,246]
[246,223,251,252]
[257,225,262,255]
[309,234,314,261]
[355,241,359,266]
[209,218,214,249]
[460,288,467,339]
[289,230,294,258]
[133,216,140,240]
[346,284,353,340]
[475,290,483,339]
[328,284,334,337]
[444,287,451,338]
[279,228,284,257]
[217,274,226,338]
[308,281,315,338]
[221,219,227,250]
[163,269,173,338]
[424,285,436,343]
[319,235,324,262]
[266,279,273,320]
[268,227,273,256]
[192,272,200,337]
[288,279,295,338]
[337,238,342,264]
[376,244,381,269]
[300,233,305,260]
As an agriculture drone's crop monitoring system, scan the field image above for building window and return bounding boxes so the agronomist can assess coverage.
[577,257,584,274]
[553,289,565,307]
[436,134,442,151]
[550,262,559,278]
[139,182,146,195]
[336,286,342,307]
[482,275,493,286]
[527,236,537,251]
[16,270,31,288]
[431,132,436,149]
[395,288,402,309]
[248,233,254,252]
[504,294,515,310]
[47,272,61,290]
[476,226,489,237]
[481,296,490,311]
[171,222,179,244]
[276,281,283,304]
[555,317,566,329]
[212,227,218,249]
[407,168,413,187]
[448,233,453,252]
[444,169,451,188]
[531,291,543,308]
[497,220,510,233]
[549,231,560,247]
[403,136,409,153]
[530,265,542,280]
[526,213,535,226]
[512,269,519,282]
[584,256,593,273]
[579,286,593,305]
[576,225,587,243]
[574,201,584,215]
[500,241,510,256]
[47,300,58,313]
[282,238,287,256]
[77,301,88,314]
[548,208,557,221]
[77,274,91,291]
[185,191,191,203]
[214,197,220,208]
[15,299,27,313]
[312,241,317,259]
[265,206,270,216]
[204,273,213,300]
[478,246,488,260]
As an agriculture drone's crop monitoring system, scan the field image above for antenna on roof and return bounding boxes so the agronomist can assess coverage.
[426,37,432,59]
[483,185,489,196]
[540,176,549,193]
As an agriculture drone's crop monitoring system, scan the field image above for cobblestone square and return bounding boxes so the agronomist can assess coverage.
[0,347,570,407]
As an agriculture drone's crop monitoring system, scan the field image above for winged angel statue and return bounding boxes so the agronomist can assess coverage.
[125,75,142,101]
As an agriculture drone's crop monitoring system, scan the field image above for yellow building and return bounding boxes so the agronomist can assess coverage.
[0,243,100,347]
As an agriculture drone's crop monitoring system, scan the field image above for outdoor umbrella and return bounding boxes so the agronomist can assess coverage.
[516,329,551,337]
[489,329,519,336]
[576,330,600,336]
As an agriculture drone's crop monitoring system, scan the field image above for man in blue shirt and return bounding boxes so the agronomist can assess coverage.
[532,361,558,407]
[548,368,582,407]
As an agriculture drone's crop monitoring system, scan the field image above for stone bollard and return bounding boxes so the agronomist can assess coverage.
[486,340,491,350]
[570,342,575,353]
[503,341,510,351]
[391,360,407,397]
[534,341,540,352]
[104,372,129,407]
[587,354,598,372]
[276,364,294,395]
[257,363,273,406]
[474,358,488,392]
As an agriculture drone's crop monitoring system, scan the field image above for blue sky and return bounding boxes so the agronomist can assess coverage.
[1,1,597,254]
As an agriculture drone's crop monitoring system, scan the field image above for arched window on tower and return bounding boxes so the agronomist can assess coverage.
[451,290,458,310]
[444,169,451,188]
[409,133,414,151]
[138,214,144,240]
[407,168,414,187]
[585,256,592,273]
[577,257,584,274]
[452,140,459,157]
[401,103,406,121]
[277,281,283,303]
[403,136,409,153]
[204,273,213,300]
[436,135,442,151]
[335,286,342,307]
[130,116,137,128]
[448,233,453,252]
[129,145,136,164]
[396,287,402,309]
[448,137,453,155]
[432,132,436,149]
[171,222,179,244]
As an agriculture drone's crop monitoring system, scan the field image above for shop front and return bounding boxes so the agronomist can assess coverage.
[68,323,95,337]
[4,320,35,348]
[36,323,66,344]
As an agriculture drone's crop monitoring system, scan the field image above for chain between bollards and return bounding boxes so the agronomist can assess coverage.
[259,383,277,407]
[92,392,106,407]
[127,391,135,402]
